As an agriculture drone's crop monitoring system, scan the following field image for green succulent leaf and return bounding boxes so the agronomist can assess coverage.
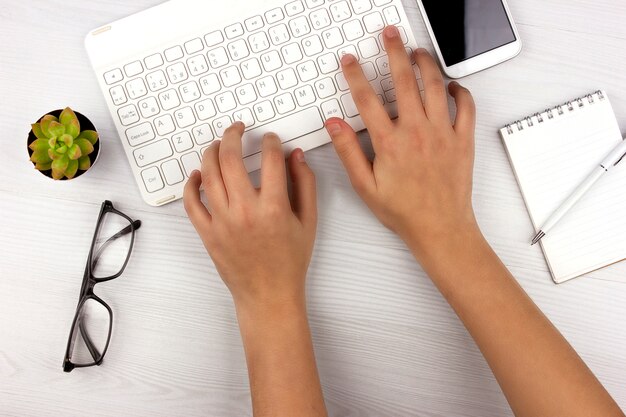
[29,138,50,152]
[59,133,74,147]
[59,107,79,128]
[48,121,65,138]
[68,143,82,160]
[66,118,80,139]
[75,138,94,156]
[40,115,58,138]
[31,149,52,164]
[48,148,63,160]
[65,159,79,179]
[51,154,69,176]
[78,155,91,171]
[78,130,99,145]
[31,123,47,139]
[56,145,68,154]
[35,161,53,171]
[48,137,57,148]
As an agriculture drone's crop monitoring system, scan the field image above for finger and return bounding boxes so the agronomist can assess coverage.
[201,140,228,212]
[219,122,255,201]
[260,132,289,203]
[325,118,375,197]
[340,53,394,140]
[382,26,425,121]
[448,81,476,135]
[414,48,450,123]
[183,170,212,235]
[288,149,317,231]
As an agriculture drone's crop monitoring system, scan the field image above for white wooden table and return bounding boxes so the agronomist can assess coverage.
[1,1,625,416]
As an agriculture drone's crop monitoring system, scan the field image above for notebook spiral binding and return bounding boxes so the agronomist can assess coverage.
[505,90,605,135]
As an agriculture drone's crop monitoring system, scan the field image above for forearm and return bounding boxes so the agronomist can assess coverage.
[407,226,624,417]
[235,296,327,417]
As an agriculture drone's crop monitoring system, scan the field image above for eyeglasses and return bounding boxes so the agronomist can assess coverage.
[63,200,141,372]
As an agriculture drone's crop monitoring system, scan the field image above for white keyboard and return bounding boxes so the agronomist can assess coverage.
[86,0,420,206]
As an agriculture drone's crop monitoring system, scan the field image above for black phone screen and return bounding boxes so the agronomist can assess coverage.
[421,0,517,66]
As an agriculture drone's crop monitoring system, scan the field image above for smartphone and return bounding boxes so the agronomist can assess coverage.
[416,0,522,78]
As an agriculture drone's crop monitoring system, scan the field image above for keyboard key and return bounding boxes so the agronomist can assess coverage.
[260,50,282,72]
[285,0,305,16]
[158,89,181,111]
[126,78,148,99]
[180,81,201,103]
[321,98,344,119]
[269,24,291,45]
[227,39,250,61]
[342,19,364,41]
[289,16,311,37]
[330,1,352,22]
[336,72,349,91]
[204,31,224,47]
[310,9,331,29]
[384,88,397,102]
[207,47,230,68]
[109,85,127,106]
[225,23,244,39]
[351,0,372,14]
[358,37,380,58]
[376,55,390,75]
[138,97,160,118]
[126,122,156,147]
[306,0,325,7]
[134,139,173,167]
[104,68,123,85]
[337,45,359,62]
[361,61,377,81]
[124,61,143,77]
[195,98,217,120]
[141,166,164,192]
[213,115,232,137]
[249,32,271,53]
[245,15,265,32]
[146,70,168,92]
[172,131,194,153]
[199,74,221,95]
[321,27,343,48]
[317,53,339,74]
[274,93,296,114]
[281,43,303,64]
[265,7,285,24]
[192,123,214,145]
[219,66,242,87]
[235,83,257,105]
[302,34,323,56]
[363,11,384,33]
[118,104,140,126]
[296,60,318,82]
[164,45,184,62]
[256,76,278,98]
[242,107,323,157]
[216,91,237,112]
[241,58,263,79]
[253,100,276,122]
[161,159,184,185]
[181,152,201,177]
[233,108,256,127]
[187,55,209,76]
[381,77,394,91]
[277,68,298,89]
[144,53,164,70]
[174,107,196,128]
[373,0,392,5]
[294,85,316,106]
[314,77,337,99]
[166,62,188,84]
[383,5,400,25]
[154,114,176,135]
[184,38,204,54]
[340,93,359,117]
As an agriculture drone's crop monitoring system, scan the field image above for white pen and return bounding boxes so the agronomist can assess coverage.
[532,137,626,245]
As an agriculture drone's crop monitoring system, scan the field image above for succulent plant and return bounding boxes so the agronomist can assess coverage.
[29,107,99,180]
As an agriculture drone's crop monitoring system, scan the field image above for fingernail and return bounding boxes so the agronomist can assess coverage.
[191,169,200,176]
[416,47,428,55]
[233,121,245,129]
[449,81,460,88]
[385,25,399,38]
[325,121,342,135]
[296,149,305,163]
[340,53,356,65]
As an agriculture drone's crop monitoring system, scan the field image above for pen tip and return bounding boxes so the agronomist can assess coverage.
[531,230,545,245]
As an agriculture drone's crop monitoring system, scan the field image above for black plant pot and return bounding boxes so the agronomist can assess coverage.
[27,109,100,180]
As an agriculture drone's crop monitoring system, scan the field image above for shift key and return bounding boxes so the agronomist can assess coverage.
[134,139,173,167]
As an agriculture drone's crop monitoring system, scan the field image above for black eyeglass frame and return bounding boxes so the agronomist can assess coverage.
[63,200,141,372]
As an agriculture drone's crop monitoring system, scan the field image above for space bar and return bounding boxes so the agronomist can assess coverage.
[242,107,324,157]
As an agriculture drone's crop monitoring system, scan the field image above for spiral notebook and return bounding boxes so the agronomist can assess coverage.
[500,90,626,283]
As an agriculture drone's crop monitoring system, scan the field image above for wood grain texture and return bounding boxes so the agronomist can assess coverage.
[1,0,625,416]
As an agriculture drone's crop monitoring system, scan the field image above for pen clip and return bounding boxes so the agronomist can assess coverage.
[614,151,626,166]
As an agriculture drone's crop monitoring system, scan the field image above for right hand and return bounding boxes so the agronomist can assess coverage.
[324,25,479,257]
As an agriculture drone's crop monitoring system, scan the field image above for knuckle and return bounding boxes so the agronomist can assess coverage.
[219,149,241,168]
[426,75,445,91]
[353,90,375,108]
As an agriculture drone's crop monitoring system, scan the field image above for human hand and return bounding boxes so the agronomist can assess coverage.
[325,25,478,258]
[183,122,317,310]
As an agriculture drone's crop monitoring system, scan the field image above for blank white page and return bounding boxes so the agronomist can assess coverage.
[500,91,626,283]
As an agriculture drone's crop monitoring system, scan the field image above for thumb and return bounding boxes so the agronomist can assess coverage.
[325,118,374,195]
[288,148,317,230]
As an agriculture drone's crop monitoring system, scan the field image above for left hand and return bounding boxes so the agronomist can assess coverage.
[183,122,317,310]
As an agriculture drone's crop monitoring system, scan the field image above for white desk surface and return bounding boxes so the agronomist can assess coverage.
[1,0,625,415]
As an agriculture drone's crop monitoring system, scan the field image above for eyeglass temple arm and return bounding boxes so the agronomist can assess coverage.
[78,319,102,362]
[92,220,141,269]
